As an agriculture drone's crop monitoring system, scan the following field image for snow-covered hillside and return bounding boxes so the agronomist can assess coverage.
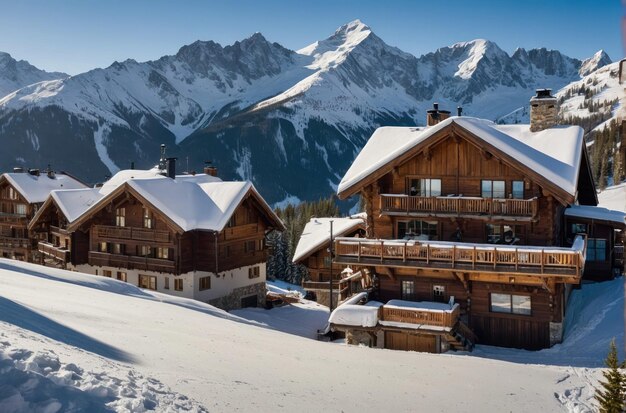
[0,20,612,206]
[0,259,622,412]
[0,52,67,98]
[598,182,626,211]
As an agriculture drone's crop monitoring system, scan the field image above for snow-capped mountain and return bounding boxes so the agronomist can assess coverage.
[0,52,67,97]
[0,20,613,206]
[579,50,613,77]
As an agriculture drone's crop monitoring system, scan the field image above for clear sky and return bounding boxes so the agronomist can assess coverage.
[0,0,622,75]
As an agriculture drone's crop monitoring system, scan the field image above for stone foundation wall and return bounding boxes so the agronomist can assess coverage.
[208,282,266,311]
[308,289,341,308]
[549,322,563,346]
[346,330,375,347]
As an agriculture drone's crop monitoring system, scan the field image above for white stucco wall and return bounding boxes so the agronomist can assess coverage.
[70,262,267,303]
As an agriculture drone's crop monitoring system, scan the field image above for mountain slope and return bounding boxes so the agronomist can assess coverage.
[0,52,67,97]
[0,20,614,205]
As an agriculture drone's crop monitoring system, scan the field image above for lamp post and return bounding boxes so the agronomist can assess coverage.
[329,219,334,312]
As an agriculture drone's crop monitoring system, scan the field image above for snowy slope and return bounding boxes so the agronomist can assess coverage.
[598,182,626,212]
[0,52,67,98]
[0,259,619,412]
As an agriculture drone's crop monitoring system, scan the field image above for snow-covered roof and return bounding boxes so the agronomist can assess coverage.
[292,213,365,263]
[565,205,626,227]
[2,172,86,204]
[338,117,585,199]
[64,169,282,233]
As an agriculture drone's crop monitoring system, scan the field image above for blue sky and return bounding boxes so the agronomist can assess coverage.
[0,0,622,75]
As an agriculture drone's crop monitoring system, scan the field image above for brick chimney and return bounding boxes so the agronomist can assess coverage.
[530,89,557,132]
[426,103,451,126]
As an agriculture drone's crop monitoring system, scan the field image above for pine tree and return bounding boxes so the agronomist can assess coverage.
[595,339,626,413]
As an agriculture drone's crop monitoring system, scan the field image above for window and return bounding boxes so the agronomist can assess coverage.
[408,178,442,197]
[199,276,211,290]
[143,208,153,229]
[397,220,438,239]
[433,285,445,303]
[138,274,157,290]
[511,181,524,199]
[139,245,152,257]
[112,243,124,255]
[248,266,260,279]
[222,245,231,258]
[164,277,170,289]
[117,272,127,282]
[8,187,18,200]
[570,223,588,235]
[490,293,531,315]
[14,204,27,215]
[323,256,332,268]
[98,242,108,253]
[156,247,169,259]
[115,208,126,227]
[481,180,505,198]
[174,279,183,291]
[401,280,416,301]
[244,240,256,253]
[102,270,112,278]
[587,238,607,261]
[486,224,520,244]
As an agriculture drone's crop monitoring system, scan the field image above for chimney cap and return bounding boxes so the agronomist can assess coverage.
[532,88,555,100]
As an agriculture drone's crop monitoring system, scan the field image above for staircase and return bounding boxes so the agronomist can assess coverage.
[444,321,476,352]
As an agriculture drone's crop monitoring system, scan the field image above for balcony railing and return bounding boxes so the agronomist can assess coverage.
[0,236,30,249]
[50,225,71,236]
[380,301,460,329]
[88,251,175,273]
[302,271,367,303]
[380,195,538,219]
[94,225,170,243]
[0,212,28,223]
[38,241,70,262]
[334,235,586,280]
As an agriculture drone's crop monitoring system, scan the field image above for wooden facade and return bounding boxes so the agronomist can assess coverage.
[0,178,32,260]
[332,118,620,351]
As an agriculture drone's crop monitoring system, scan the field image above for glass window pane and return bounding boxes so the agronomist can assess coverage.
[431,179,442,197]
[493,181,505,198]
[481,181,492,198]
[398,222,407,238]
[512,181,524,199]
[490,293,511,313]
[512,295,531,315]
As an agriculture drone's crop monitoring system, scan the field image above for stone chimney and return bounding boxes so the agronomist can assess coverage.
[530,89,557,132]
[203,161,218,177]
[426,103,451,126]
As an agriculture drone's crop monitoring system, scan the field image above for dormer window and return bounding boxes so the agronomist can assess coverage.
[115,208,126,227]
[407,178,441,197]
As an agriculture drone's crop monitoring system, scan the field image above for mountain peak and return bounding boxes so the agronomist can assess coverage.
[334,19,370,36]
[298,19,373,58]
[579,49,612,77]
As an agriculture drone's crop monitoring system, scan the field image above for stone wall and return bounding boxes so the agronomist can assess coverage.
[208,281,266,311]
[346,329,375,347]
[307,288,341,308]
[549,321,563,346]
[530,98,557,132]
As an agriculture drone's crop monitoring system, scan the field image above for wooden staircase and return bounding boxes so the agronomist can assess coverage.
[444,321,477,352]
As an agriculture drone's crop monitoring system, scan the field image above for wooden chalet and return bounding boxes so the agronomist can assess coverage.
[0,168,86,262]
[292,215,367,307]
[329,90,625,352]
[29,164,285,310]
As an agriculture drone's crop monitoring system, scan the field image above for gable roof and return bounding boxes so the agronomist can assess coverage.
[1,172,87,204]
[337,117,586,204]
[65,172,284,233]
[292,214,365,263]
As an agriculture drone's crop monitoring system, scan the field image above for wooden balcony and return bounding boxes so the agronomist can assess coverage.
[0,236,30,249]
[94,225,170,243]
[334,236,586,281]
[38,241,70,262]
[302,271,367,303]
[0,212,28,223]
[380,301,460,329]
[380,195,538,220]
[50,225,71,236]
[88,251,176,273]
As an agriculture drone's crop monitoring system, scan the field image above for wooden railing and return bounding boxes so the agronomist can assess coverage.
[334,236,586,279]
[380,304,460,328]
[94,225,170,243]
[0,212,28,223]
[88,251,175,272]
[50,225,70,236]
[222,223,260,241]
[380,195,538,218]
[0,236,30,249]
[38,241,70,262]
[303,271,366,302]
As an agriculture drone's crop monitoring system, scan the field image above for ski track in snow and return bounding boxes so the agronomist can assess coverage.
[93,125,120,175]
